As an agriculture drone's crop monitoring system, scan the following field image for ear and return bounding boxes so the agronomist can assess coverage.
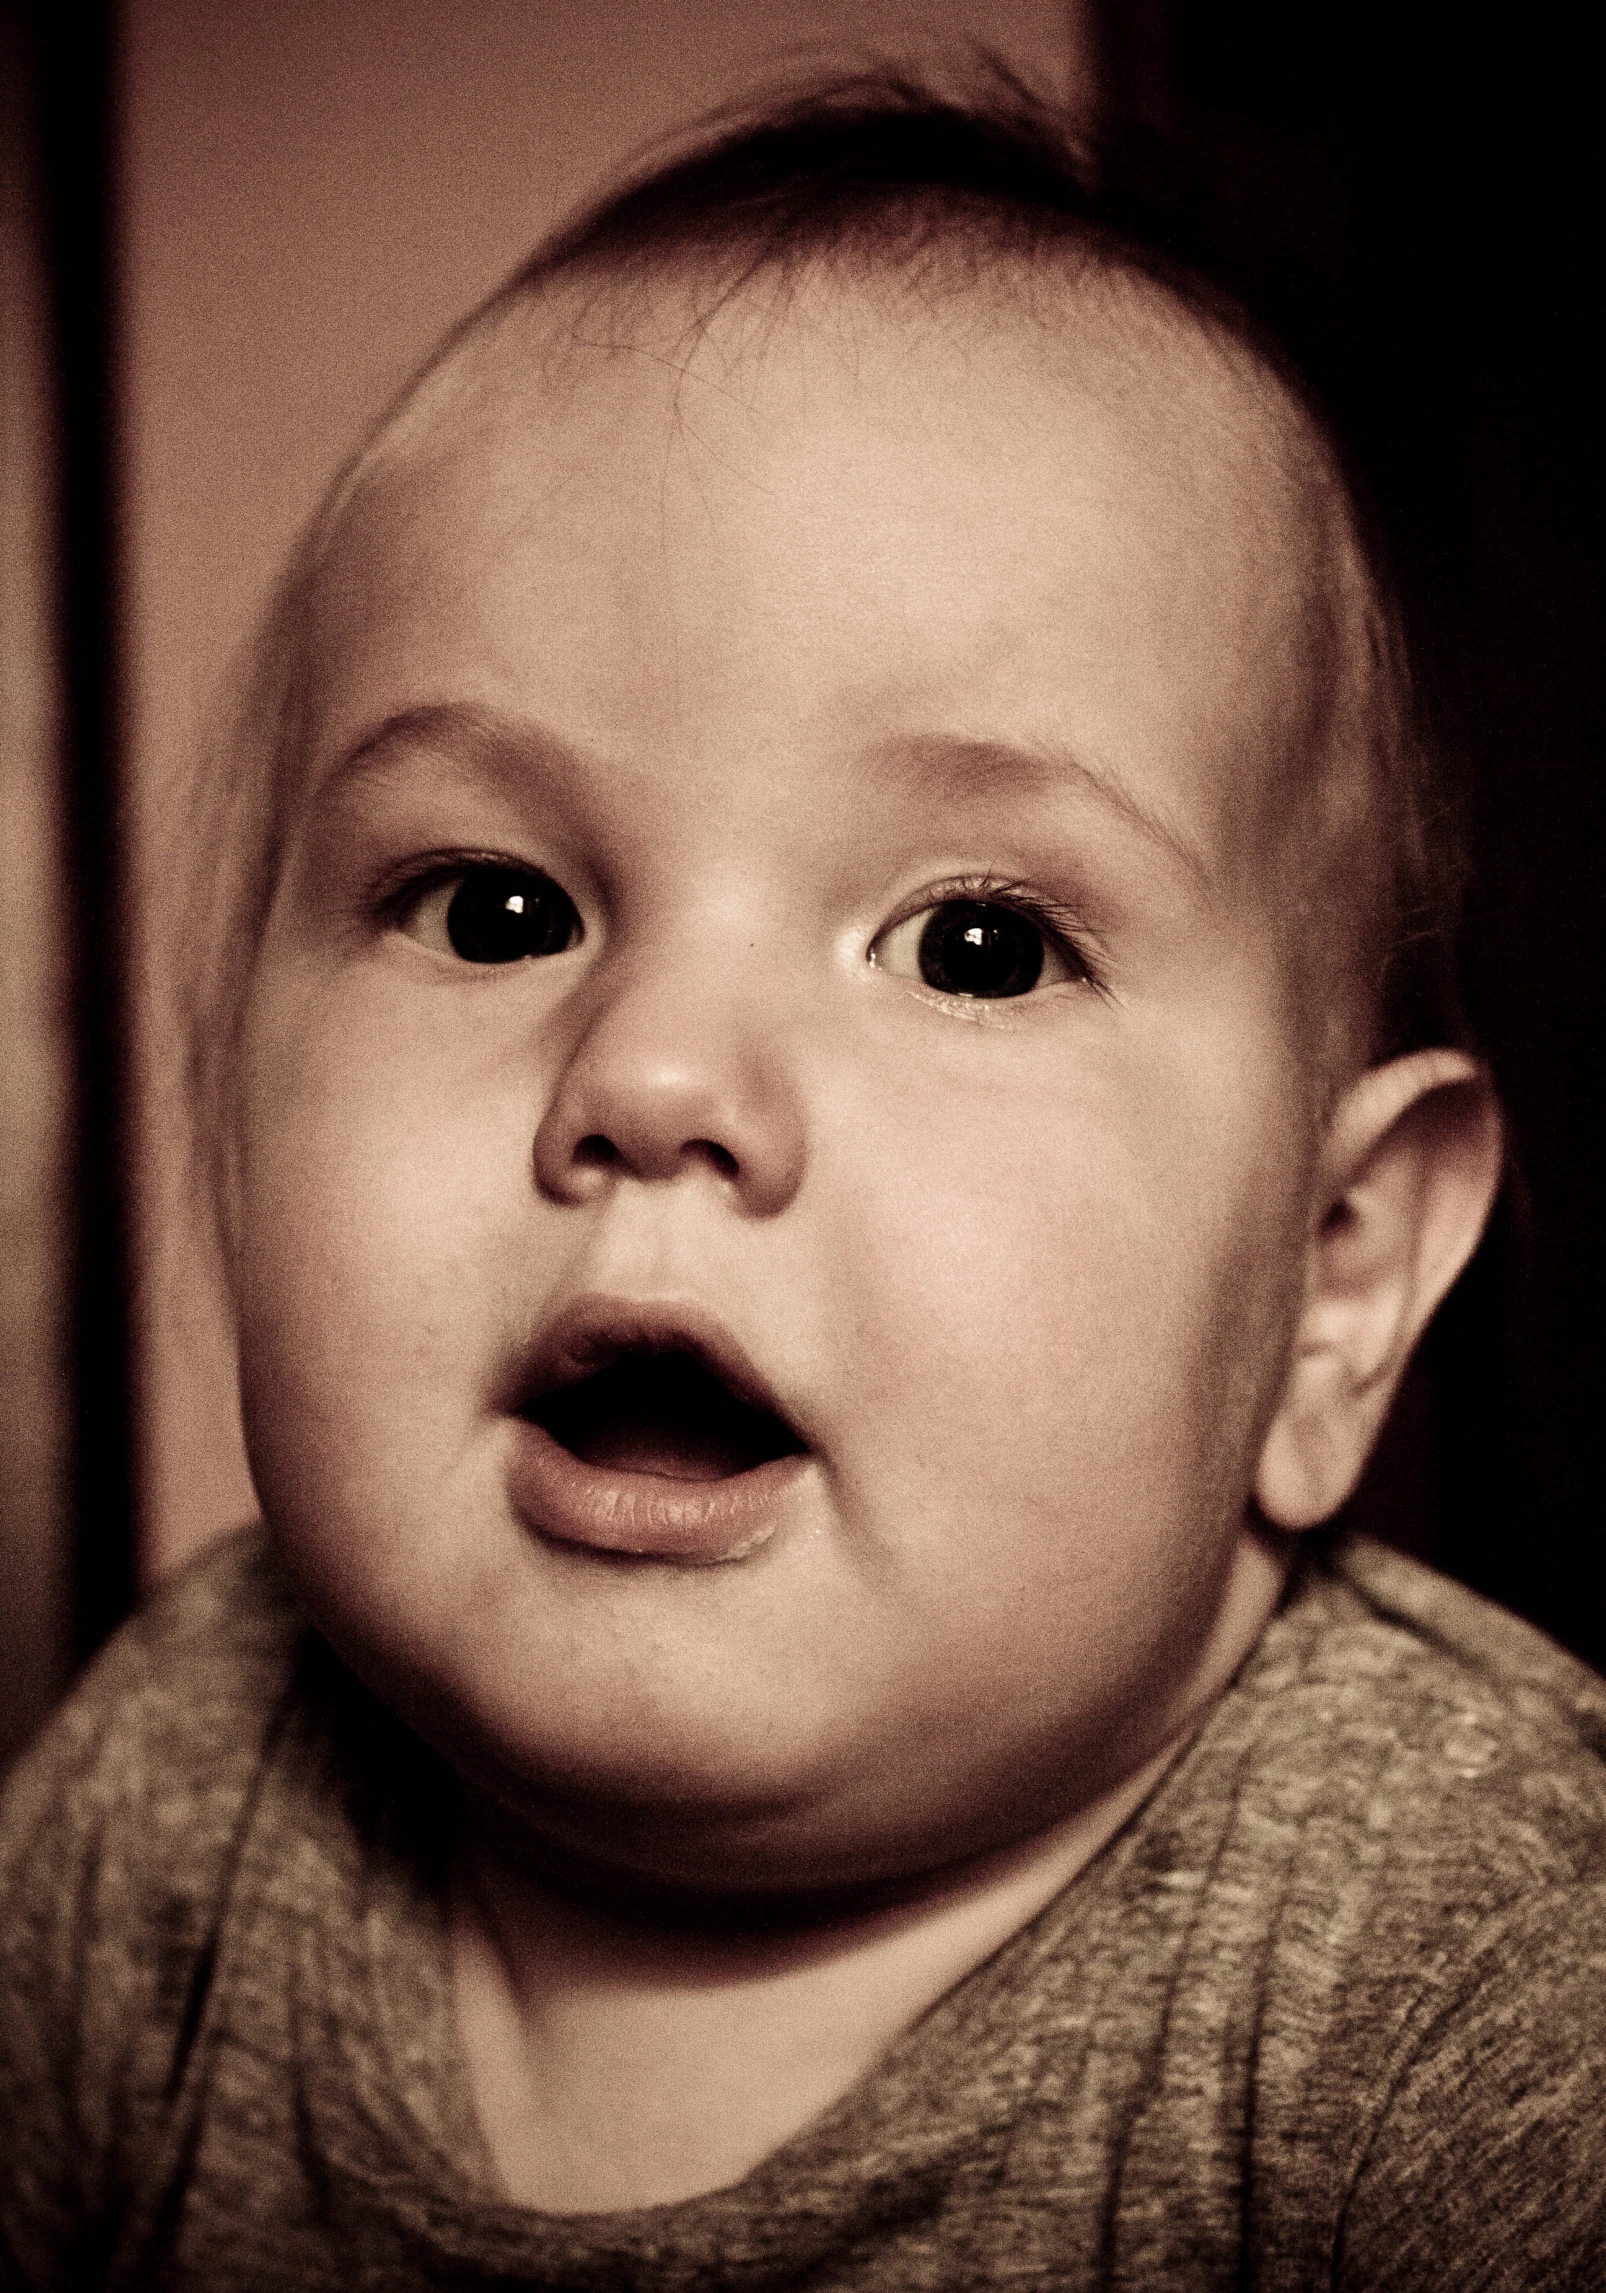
[1254,1049,1504,1531]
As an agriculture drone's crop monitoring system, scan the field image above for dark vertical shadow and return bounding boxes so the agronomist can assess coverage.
[28,0,141,1662]
[1088,0,1606,1670]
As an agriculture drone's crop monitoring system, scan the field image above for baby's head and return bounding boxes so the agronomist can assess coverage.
[194,75,1501,1896]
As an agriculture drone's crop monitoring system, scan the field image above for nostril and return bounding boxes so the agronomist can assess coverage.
[564,1133,739,1181]
[694,1141,740,1180]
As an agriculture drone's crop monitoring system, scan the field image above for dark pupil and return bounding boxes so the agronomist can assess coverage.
[445,868,580,964]
[917,901,1044,999]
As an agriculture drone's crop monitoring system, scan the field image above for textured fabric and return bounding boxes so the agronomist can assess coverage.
[4,1528,1606,2291]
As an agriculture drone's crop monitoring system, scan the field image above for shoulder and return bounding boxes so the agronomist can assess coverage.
[1231,1537,1606,2282]
[1250,1531,1606,1898]
[0,1530,306,2282]
[1326,1531,1606,1768]
[1334,1870,1606,2289]
[1,1526,306,1903]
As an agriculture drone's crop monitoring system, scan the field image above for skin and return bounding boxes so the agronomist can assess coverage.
[229,264,1501,2207]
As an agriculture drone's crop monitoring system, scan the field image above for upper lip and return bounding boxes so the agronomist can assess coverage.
[514,1294,803,1440]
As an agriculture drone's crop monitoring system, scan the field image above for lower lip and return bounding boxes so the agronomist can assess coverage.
[506,1420,808,1565]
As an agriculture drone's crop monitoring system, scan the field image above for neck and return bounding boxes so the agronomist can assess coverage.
[448,1736,1180,2214]
[447,1525,1293,2212]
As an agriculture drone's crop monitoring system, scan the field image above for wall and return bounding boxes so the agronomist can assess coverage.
[1,2,74,1761]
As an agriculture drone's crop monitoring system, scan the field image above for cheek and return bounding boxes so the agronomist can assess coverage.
[813,1016,1306,1562]
[230,974,539,1529]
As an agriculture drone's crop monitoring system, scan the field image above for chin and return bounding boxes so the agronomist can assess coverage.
[419,1628,1106,1899]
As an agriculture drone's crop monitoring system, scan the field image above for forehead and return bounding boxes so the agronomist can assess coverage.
[308,262,1353,886]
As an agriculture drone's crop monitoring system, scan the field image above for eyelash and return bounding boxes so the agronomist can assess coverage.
[373,850,520,920]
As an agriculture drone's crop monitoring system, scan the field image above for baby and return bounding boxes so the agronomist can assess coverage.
[5,72,1606,2291]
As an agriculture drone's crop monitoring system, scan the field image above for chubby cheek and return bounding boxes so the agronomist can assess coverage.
[231,971,543,1634]
[811,1016,1307,1686]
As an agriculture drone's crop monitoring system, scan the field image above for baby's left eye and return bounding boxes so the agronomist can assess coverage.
[870,898,1077,999]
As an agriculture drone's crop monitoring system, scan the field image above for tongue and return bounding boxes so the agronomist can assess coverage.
[534,1352,799,1483]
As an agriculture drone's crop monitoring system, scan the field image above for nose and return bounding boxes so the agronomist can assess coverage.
[532,945,807,1217]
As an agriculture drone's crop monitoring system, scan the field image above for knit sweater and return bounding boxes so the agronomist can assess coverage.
[4,1528,1606,2290]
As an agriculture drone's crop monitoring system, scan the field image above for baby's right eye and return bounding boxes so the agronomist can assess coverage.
[400,865,583,965]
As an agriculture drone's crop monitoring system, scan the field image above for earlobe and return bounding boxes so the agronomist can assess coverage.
[1254,1049,1505,1532]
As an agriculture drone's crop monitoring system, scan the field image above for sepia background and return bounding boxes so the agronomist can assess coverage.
[5,0,1603,1770]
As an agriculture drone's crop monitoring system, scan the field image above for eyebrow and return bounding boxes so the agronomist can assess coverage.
[321,701,574,800]
[323,704,1210,885]
[873,734,1212,885]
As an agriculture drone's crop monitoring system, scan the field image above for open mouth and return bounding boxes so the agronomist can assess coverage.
[527,1347,806,1483]
[508,1310,812,1562]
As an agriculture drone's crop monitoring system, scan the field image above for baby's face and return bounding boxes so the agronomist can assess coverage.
[235,269,1344,1889]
